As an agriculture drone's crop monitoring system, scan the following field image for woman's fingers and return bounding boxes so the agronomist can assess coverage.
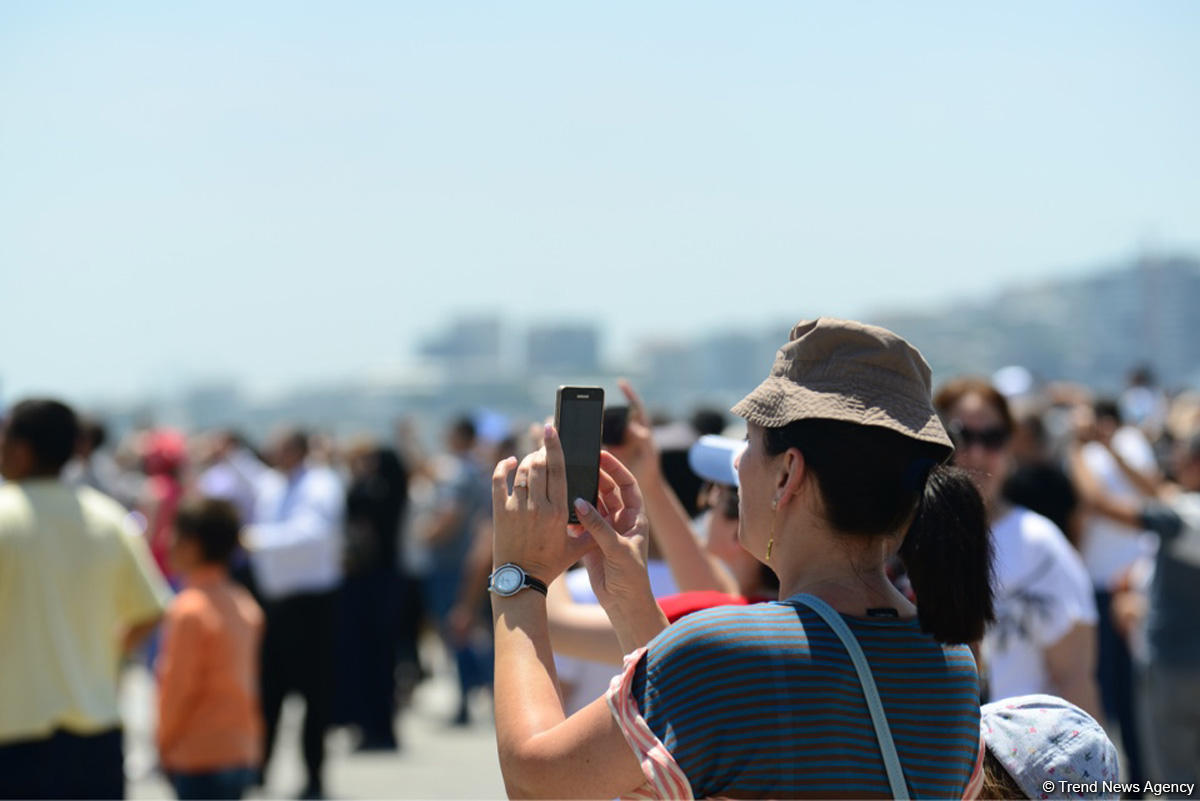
[599,450,644,518]
[528,449,548,508]
[597,468,623,519]
[513,454,535,508]
[543,425,567,509]
[492,457,518,510]
[572,498,620,553]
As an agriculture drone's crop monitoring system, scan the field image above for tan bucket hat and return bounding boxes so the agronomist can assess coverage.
[731,318,953,457]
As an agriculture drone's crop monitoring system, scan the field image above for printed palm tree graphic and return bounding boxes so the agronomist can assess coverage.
[991,555,1057,652]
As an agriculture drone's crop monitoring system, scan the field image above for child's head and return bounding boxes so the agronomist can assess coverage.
[978,694,1119,800]
[170,496,242,573]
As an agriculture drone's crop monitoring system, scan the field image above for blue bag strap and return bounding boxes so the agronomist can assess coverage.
[789,593,910,800]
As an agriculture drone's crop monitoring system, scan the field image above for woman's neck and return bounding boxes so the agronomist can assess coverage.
[773,527,914,617]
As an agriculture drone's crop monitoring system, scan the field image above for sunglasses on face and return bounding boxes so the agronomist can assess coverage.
[948,421,1010,451]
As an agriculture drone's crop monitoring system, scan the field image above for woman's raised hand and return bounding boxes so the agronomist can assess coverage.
[491,425,597,583]
[573,451,654,614]
[608,378,661,482]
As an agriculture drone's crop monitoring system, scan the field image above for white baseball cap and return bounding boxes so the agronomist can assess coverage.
[687,435,746,487]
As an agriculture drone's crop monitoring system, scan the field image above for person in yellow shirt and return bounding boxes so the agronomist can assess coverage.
[0,399,172,800]
[157,497,264,800]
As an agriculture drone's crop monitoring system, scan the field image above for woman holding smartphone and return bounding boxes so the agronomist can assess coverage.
[488,318,994,799]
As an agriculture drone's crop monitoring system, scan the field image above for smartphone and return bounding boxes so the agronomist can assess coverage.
[602,405,630,446]
[555,386,605,524]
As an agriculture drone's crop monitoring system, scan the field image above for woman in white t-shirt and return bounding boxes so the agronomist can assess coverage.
[935,378,1101,716]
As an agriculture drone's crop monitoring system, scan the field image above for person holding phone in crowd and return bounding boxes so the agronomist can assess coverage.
[487,319,994,799]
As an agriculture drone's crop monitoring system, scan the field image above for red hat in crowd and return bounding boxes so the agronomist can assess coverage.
[143,429,187,475]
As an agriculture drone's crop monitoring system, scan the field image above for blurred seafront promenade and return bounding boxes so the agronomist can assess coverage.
[121,652,504,800]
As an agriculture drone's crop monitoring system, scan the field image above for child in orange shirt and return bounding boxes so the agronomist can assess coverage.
[157,497,264,800]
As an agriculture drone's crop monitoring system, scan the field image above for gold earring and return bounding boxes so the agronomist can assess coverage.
[766,500,777,561]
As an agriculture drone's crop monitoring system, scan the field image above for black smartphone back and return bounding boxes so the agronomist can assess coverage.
[555,386,605,524]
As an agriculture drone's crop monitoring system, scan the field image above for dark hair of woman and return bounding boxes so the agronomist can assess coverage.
[762,418,995,644]
[933,376,1015,434]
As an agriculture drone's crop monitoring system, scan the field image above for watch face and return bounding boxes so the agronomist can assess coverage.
[493,565,523,595]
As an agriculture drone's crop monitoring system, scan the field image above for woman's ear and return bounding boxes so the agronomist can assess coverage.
[775,447,807,509]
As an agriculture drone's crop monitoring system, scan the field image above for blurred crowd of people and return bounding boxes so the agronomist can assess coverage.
[950,365,1200,791]
[1,354,1198,799]
[0,404,513,799]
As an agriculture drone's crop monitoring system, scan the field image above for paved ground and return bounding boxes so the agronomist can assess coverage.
[122,645,505,800]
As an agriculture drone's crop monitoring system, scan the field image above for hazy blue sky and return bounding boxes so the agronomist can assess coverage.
[3,1,1197,403]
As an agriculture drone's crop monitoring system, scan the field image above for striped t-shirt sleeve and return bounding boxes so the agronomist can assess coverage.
[630,602,981,799]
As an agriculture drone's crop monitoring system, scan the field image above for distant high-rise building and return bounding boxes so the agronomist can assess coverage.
[694,332,775,395]
[526,324,600,374]
[181,382,245,431]
[635,339,701,413]
[876,253,1200,390]
[418,316,503,376]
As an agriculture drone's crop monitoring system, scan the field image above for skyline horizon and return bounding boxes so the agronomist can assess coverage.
[6,242,1194,409]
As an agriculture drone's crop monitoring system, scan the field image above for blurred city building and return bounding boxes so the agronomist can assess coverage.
[875,253,1200,392]
[418,316,504,379]
[15,252,1198,445]
[526,324,600,375]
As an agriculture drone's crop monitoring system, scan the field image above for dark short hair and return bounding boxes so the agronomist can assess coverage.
[78,417,108,451]
[175,497,242,565]
[1128,364,1156,387]
[278,429,309,458]
[1094,398,1122,425]
[6,399,79,473]
[690,408,727,437]
[933,377,1015,435]
[450,416,477,443]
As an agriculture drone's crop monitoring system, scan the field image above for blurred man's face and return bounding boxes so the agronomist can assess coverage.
[0,427,32,481]
[1009,421,1040,465]
[1172,443,1200,492]
[168,528,201,575]
[270,435,306,472]
[1095,415,1120,443]
[703,484,743,564]
[446,430,472,454]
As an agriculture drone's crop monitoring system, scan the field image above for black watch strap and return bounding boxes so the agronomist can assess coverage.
[524,574,548,595]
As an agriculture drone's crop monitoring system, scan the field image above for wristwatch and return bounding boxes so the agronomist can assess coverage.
[488,563,548,597]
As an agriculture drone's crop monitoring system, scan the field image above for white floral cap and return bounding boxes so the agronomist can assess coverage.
[981,694,1120,800]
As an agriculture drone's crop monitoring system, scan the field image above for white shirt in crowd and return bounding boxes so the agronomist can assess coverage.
[246,464,345,601]
[1080,427,1158,590]
[554,561,678,715]
[984,506,1098,701]
[197,447,267,526]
